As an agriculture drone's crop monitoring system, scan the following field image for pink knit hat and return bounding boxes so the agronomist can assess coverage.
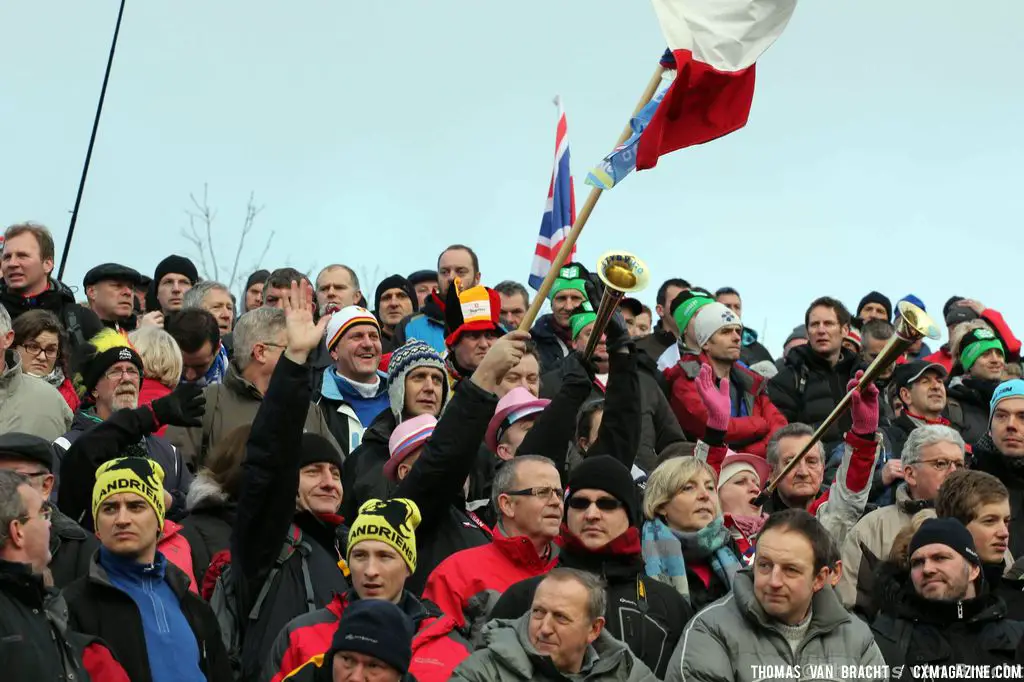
[485,387,550,453]
[384,414,436,482]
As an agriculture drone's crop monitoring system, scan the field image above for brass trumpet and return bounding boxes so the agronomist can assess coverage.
[755,300,941,504]
[582,251,650,360]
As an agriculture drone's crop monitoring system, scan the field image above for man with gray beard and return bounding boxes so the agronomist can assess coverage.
[53,329,192,519]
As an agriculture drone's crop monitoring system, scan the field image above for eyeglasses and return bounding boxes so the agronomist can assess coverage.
[19,502,53,524]
[567,496,623,512]
[505,486,564,500]
[104,366,141,381]
[19,342,59,359]
[912,458,965,472]
[22,471,50,480]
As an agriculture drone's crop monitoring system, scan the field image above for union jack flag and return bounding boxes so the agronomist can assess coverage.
[529,96,576,291]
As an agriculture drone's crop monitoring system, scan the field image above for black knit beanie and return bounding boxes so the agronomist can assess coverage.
[153,255,199,287]
[245,269,270,292]
[568,455,640,526]
[909,518,981,567]
[298,433,343,471]
[328,599,414,675]
[374,274,411,313]
[857,291,892,320]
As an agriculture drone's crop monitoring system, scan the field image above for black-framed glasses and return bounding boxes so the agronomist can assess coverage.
[568,496,623,512]
[506,486,564,500]
[19,342,59,359]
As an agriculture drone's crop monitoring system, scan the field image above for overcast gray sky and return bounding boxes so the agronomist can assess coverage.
[2,1,1022,353]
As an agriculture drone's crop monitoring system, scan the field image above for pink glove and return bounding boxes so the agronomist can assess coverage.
[695,363,731,431]
[848,370,879,435]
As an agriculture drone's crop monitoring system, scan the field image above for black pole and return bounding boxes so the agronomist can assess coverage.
[57,0,126,281]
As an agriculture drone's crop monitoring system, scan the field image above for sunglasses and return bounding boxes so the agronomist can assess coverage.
[567,496,623,512]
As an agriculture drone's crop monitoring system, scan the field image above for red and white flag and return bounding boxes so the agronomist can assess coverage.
[637,0,797,170]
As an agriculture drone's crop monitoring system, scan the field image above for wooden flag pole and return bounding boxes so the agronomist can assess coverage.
[518,64,667,332]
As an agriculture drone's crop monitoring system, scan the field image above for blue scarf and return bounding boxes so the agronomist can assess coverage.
[641,516,741,604]
[203,344,229,386]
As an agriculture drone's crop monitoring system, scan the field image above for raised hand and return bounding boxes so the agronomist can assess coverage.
[140,311,164,329]
[695,363,731,431]
[848,370,880,435]
[472,330,531,392]
[283,279,331,364]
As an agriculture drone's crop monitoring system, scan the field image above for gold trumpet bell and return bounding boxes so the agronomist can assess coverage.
[895,300,942,342]
[597,251,650,294]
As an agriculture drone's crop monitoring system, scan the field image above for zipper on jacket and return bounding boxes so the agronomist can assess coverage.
[957,601,963,619]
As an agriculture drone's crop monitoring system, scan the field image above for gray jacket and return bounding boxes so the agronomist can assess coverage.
[0,350,72,440]
[451,615,658,682]
[669,569,886,682]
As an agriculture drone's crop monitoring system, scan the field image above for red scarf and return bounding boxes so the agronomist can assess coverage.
[560,525,642,557]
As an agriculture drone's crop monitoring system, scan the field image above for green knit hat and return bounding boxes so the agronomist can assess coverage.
[570,301,598,340]
[549,263,590,301]
[960,328,1004,371]
[672,292,715,335]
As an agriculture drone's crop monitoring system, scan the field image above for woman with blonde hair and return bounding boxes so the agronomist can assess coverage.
[128,326,183,436]
[641,455,743,609]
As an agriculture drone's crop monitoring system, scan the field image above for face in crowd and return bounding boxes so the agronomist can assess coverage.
[772,435,824,508]
[807,305,847,359]
[753,525,829,625]
[157,273,192,313]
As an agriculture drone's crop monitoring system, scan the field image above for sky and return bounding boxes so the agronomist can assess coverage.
[3,1,1023,355]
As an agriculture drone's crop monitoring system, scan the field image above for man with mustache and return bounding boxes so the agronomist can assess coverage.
[870,518,1024,677]
[936,469,1024,615]
[838,424,966,611]
[423,455,563,645]
[316,306,390,455]
[53,329,192,520]
[490,455,692,678]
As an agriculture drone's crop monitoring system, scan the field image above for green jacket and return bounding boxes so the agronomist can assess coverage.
[451,615,658,682]
[670,568,886,682]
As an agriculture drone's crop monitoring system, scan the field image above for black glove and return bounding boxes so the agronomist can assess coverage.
[151,382,206,428]
[584,274,603,310]
[605,309,634,353]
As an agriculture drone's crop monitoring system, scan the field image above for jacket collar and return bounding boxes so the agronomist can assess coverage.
[224,361,262,400]
[89,548,191,598]
[0,559,47,608]
[894,483,933,515]
[492,523,559,571]
[558,527,643,581]
[733,568,851,637]
[320,367,387,403]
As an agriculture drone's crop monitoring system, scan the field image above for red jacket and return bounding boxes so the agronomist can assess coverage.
[924,307,1021,372]
[265,591,470,682]
[138,381,173,436]
[56,377,80,413]
[423,530,559,640]
[666,353,787,458]
[158,519,197,594]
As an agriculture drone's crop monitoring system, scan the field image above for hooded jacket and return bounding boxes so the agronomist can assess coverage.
[768,345,858,451]
[972,434,1024,559]
[666,352,787,458]
[945,375,999,447]
[489,529,693,679]
[451,615,659,682]
[423,526,560,645]
[48,505,100,589]
[529,313,572,374]
[63,551,231,682]
[339,408,397,522]
[0,277,103,350]
[0,559,94,682]
[837,483,932,609]
[672,569,886,682]
[394,378,494,595]
[53,407,192,523]
[871,586,1024,679]
[179,470,237,586]
[392,292,447,354]
[316,368,389,455]
[263,590,470,682]
[233,356,351,682]
[164,361,340,470]
[0,350,73,439]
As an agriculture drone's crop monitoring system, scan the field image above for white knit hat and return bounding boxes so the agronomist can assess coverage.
[324,306,380,351]
[693,302,741,349]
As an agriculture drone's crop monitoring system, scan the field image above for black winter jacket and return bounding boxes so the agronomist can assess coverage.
[983,563,1024,620]
[180,470,237,586]
[529,313,571,374]
[63,552,231,682]
[489,534,693,679]
[871,587,1024,679]
[0,278,103,350]
[973,434,1024,559]
[339,408,397,522]
[768,344,858,451]
[56,406,192,529]
[946,376,998,447]
[233,355,350,682]
[394,378,494,595]
[49,506,99,589]
[0,560,93,682]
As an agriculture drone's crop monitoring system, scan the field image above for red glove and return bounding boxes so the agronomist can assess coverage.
[848,370,879,435]
[695,363,731,431]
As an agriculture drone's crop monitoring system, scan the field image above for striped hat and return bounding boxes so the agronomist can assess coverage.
[387,340,448,421]
[325,305,380,351]
[384,414,436,481]
[444,282,502,348]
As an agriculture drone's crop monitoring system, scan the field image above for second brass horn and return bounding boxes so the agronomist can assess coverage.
[582,251,650,360]
[754,300,941,505]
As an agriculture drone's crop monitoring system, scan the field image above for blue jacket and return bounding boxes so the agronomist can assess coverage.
[393,293,448,354]
[317,368,390,454]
